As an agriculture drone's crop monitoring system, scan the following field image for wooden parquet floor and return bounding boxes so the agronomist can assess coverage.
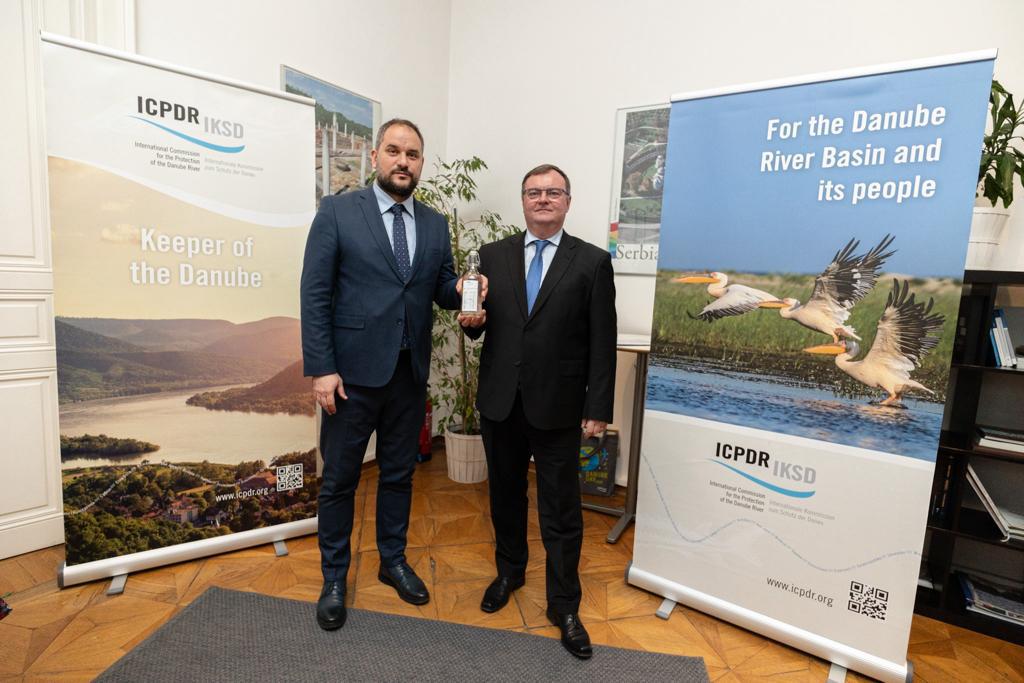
[2,449,1022,682]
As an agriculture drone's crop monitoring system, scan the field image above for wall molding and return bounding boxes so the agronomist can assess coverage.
[0,0,63,560]
[39,0,136,53]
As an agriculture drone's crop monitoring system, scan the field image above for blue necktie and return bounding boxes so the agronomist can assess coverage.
[526,239,550,314]
[390,204,412,347]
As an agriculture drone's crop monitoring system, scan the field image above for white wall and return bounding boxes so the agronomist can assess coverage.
[446,0,1024,333]
[0,0,63,560]
[12,2,1024,543]
[446,1,1024,482]
[135,0,453,159]
[134,0,454,463]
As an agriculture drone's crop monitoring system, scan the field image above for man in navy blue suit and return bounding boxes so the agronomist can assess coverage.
[301,119,484,630]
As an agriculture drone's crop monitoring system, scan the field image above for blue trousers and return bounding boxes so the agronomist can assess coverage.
[318,351,425,582]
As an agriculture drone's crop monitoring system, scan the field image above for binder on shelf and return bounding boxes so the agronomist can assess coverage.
[990,324,1005,366]
[958,572,1024,626]
[995,309,1018,367]
[991,313,1010,367]
[964,460,1024,541]
[977,425,1024,455]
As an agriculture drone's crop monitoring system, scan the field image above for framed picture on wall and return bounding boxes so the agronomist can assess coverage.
[281,66,382,203]
[607,103,669,275]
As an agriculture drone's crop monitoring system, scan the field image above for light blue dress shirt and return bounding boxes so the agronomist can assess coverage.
[373,181,417,266]
[524,228,563,284]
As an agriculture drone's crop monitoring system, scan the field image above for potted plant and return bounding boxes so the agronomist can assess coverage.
[969,79,1024,268]
[415,158,518,483]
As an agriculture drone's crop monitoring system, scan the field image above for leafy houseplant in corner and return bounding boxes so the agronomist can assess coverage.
[415,158,518,483]
[969,80,1024,269]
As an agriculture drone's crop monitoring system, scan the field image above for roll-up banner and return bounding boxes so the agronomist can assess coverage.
[629,52,995,682]
[41,35,318,587]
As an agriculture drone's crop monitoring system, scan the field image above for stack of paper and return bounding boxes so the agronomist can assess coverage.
[966,462,1024,542]
[958,573,1024,626]
[977,425,1024,455]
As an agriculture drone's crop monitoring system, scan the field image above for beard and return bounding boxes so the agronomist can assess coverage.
[377,169,418,199]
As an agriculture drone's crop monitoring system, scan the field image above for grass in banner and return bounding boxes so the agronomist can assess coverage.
[648,236,961,460]
[62,449,317,565]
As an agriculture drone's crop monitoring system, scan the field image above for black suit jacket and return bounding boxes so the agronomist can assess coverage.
[300,186,460,387]
[466,231,616,430]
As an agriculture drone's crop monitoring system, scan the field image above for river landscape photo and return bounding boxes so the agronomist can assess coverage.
[57,316,317,565]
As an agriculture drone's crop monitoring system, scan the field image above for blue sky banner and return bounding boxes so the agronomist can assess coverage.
[629,53,994,682]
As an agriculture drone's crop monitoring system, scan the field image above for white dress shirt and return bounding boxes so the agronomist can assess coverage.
[523,228,563,284]
[373,181,417,265]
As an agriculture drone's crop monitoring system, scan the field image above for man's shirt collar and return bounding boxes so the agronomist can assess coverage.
[524,228,564,247]
[373,181,415,216]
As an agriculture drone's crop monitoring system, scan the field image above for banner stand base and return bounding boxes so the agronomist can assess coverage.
[627,564,911,682]
[60,517,318,589]
[273,540,289,557]
[106,574,127,596]
[656,597,676,620]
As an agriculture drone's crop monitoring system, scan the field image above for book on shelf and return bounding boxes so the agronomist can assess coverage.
[958,572,1024,626]
[994,309,1018,367]
[964,461,1024,542]
[977,424,1024,454]
[990,324,1006,366]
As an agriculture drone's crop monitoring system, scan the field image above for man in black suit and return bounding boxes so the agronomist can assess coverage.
[460,164,616,658]
[301,119,484,630]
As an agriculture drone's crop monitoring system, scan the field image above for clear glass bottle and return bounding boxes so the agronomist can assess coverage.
[461,249,482,315]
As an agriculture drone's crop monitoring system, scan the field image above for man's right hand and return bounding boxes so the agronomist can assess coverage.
[312,373,346,415]
[457,310,486,328]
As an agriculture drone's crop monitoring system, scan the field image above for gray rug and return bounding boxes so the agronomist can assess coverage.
[97,586,709,682]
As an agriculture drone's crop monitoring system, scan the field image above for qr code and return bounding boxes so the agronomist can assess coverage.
[276,464,303,492]
[848,580,889,620]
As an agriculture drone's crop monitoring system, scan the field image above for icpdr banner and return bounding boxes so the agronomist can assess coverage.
[629,53,993,682]
[42,36,317,582]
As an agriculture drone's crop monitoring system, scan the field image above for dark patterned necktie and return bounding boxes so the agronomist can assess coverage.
[390,204,412,280]
[390,204,412,347]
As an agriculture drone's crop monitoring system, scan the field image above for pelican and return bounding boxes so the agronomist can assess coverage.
[672,271,783,322]
[804,279,944,406]
[773,234,895,343]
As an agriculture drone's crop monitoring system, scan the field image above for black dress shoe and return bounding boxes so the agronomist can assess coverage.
[480,575,525,613]
[316,580,347,630]
[378,561,430,605]
[546,607,593,659]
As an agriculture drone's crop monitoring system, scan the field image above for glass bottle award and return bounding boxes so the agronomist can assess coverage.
[461,249,482,315]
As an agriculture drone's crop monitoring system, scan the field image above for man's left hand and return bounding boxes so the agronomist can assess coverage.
[581,419,607,439]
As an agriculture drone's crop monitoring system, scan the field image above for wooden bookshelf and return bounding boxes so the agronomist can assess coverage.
[917,270,1024,646]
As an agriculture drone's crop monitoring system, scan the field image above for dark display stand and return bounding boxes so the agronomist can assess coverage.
[915,269,1024,646]
[582,345,648,543]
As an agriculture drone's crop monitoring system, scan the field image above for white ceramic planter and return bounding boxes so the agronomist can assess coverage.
[966,206,1010,270]
[444,426,488,483]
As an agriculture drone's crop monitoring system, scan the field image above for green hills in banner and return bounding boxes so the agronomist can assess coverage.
[56,316,305,405]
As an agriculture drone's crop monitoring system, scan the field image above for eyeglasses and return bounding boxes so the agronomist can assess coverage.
[522,188,569,200]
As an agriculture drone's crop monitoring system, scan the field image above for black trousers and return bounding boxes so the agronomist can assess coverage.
[318,351,425,582]
[481,392,583,613]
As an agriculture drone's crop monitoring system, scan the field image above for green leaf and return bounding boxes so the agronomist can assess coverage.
[983,174,1001,206]
[997,151,1015,204]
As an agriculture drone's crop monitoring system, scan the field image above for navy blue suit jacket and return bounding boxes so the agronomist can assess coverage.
[300,185,460,387]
